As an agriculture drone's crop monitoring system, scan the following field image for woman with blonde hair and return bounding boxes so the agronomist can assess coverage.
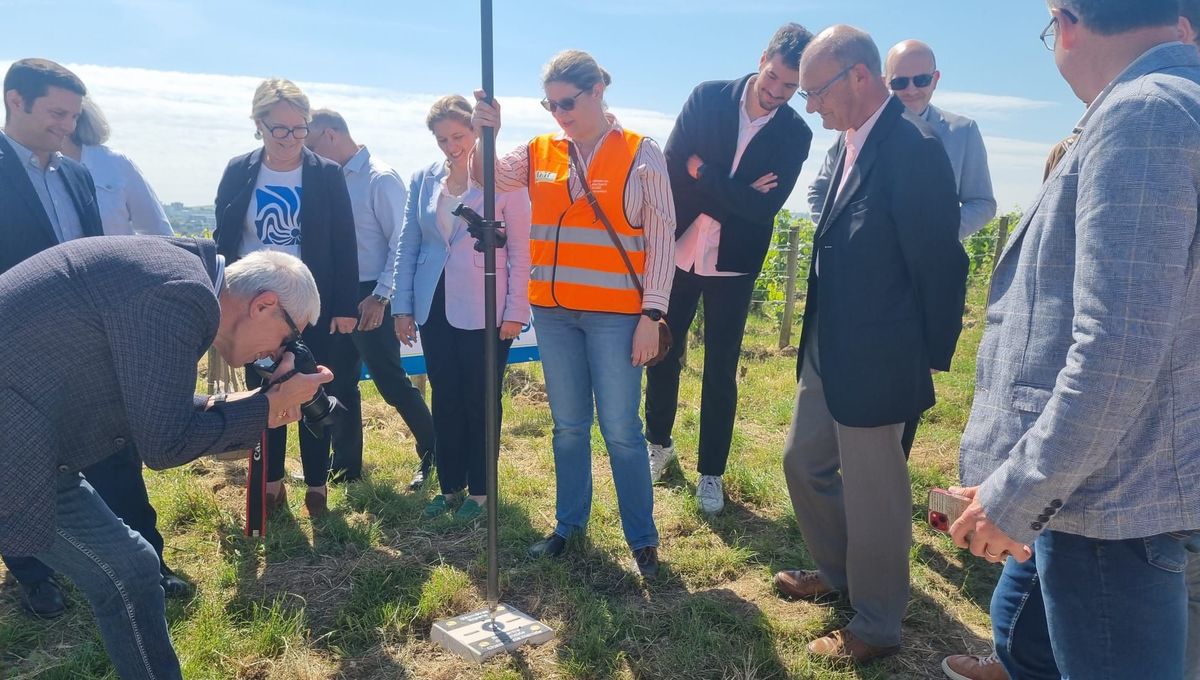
[472,50,675,577]
[393,95,530,521]
[213,78,359,518]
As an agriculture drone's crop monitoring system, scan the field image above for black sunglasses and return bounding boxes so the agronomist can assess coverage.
[889,74,935,91]
[540,89,587,113]
[280,306,302,345]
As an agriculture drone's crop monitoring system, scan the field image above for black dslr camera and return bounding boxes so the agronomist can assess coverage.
[253,339,344,437]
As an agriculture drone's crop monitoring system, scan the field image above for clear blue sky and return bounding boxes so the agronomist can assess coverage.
[2,0,1085,211]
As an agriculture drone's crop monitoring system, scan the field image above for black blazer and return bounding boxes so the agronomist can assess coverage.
[664,74,812,273]
[213,146,359,323]
[797,97,968,428]
[0,134,103,275]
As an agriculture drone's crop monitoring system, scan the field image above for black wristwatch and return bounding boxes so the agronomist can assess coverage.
[641,308,665,322]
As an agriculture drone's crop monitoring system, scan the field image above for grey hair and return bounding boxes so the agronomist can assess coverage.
[223,250,321,326]
[71,96,111,146]
[804,25,882,78]
[310,108,349,134]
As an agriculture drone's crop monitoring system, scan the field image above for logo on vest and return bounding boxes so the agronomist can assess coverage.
[535,170,558,183]
[589,178,610,194]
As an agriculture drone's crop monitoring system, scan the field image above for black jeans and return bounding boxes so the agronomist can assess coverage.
[328,281,436,481]
[2,446,168,585]
[645,268,757,476]
[246,322,343,487]
[420,277,511,496]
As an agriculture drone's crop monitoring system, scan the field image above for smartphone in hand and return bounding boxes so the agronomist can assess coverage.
[928,488,971,534]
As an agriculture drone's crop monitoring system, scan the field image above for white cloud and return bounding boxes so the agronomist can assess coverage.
[935,90,1056,121]
[4,61,1051,218]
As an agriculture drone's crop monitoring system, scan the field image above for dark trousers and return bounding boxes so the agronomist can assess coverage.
[645,267,757,476]
[420,277,511,496]
[246,323,342,487]
[328,280,436,481]
[3,446,167,585]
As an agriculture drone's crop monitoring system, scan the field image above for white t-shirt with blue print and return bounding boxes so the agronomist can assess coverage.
[240,164,302,258]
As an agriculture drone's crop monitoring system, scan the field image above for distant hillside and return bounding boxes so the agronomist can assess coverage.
[164,202,215,238]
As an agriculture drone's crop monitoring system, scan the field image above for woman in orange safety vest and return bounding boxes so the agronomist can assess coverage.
[471,50,676,578]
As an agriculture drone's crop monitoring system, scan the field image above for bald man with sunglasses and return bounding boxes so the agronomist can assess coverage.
[809,40,996,241]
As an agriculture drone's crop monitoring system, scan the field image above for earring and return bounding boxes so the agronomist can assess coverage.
[254,130,263,140]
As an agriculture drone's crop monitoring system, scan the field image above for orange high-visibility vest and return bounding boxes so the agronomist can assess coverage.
[527,129,645,314]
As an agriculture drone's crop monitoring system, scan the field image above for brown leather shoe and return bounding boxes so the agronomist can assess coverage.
[774,569,837,600]
[303,489,328,518]
[942,653,1010,680]
[266,483,288,513]
[807,629,899,663]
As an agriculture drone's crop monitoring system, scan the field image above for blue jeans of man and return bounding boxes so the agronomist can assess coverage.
[533,306,658,551]
[995,530,1188,679]
[1186,534,1200,679]
[31,472,180,680]
[991,549,1060,679]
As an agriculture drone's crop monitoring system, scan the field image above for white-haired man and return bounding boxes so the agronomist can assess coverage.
[0,236,331,680]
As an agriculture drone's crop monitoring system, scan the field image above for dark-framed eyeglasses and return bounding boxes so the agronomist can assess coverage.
[1040,7,1079,51]
[540,89,587,113]
[889,73,935,91]
[266,124,310,140]
[799,64,854,102]
[279,306,302,345]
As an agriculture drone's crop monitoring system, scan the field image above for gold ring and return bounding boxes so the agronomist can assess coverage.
[278,411,288,419]
[984,548,1001,558]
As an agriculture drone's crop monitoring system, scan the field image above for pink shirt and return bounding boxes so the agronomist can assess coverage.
[675,79,776,277]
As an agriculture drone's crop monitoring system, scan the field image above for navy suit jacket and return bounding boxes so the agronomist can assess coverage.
[664,74,812,273]
[798,97,968,427]
[213,146,359,324]
[0,134,103,275]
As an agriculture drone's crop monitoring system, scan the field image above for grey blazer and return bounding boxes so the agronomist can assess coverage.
[808,104,997,239]
[0,236,269,555]
[959,43,1200,546]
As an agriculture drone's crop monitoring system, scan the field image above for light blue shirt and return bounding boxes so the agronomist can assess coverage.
[342,145,406,298]
[0,129,85,243]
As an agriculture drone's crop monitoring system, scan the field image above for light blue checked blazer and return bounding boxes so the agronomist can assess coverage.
[960,43,1200,546]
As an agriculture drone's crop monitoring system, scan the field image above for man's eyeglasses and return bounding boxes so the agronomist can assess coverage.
[889,74,935,91]
[280,306,302,345]
[266,124,310,140]
[540,89,587,113]
[799,65,854,102]
[1040,8,1079,51]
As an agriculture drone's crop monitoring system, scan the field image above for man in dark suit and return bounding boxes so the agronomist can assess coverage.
[644,24,814,513]
[0,237,331,679]
[0,58,194,619]
[771,26,967,663]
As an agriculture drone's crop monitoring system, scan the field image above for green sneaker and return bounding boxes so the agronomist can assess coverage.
[422,495,452,518]
[455,498,485,521]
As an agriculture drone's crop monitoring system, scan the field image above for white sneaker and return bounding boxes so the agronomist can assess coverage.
[695,475,725,514]
[647,442,676,482]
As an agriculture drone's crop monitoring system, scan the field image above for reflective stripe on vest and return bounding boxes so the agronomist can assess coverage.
[527,129,645,314]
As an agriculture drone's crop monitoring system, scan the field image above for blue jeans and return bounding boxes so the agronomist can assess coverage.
[1023,530,1188,679]
[32,472,181,680]
[1186,534,1200,679]
[992,549,1060,679]
[533,307,658,551]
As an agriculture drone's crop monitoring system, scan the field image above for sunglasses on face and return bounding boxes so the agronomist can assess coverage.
[540,89,587,113]
[889,74,934,91]
[280,306,302,345]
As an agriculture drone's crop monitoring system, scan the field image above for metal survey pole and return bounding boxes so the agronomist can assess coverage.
[480,0,500,612]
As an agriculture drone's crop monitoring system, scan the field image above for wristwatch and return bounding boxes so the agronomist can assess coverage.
[641,308,665,322]
[371,293,390,305]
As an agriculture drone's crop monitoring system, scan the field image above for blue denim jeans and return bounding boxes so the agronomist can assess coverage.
[32,472,181,679]
[1185,534,1200,679]
[533,307,658,551]
[992,549,1060,679]
[1024,530,1188,679]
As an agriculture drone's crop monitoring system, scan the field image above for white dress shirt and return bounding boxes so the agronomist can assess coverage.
[80,144,173,236]
[342,146,407,298]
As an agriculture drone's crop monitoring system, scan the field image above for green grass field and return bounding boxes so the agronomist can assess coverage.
[0,285,999,680]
